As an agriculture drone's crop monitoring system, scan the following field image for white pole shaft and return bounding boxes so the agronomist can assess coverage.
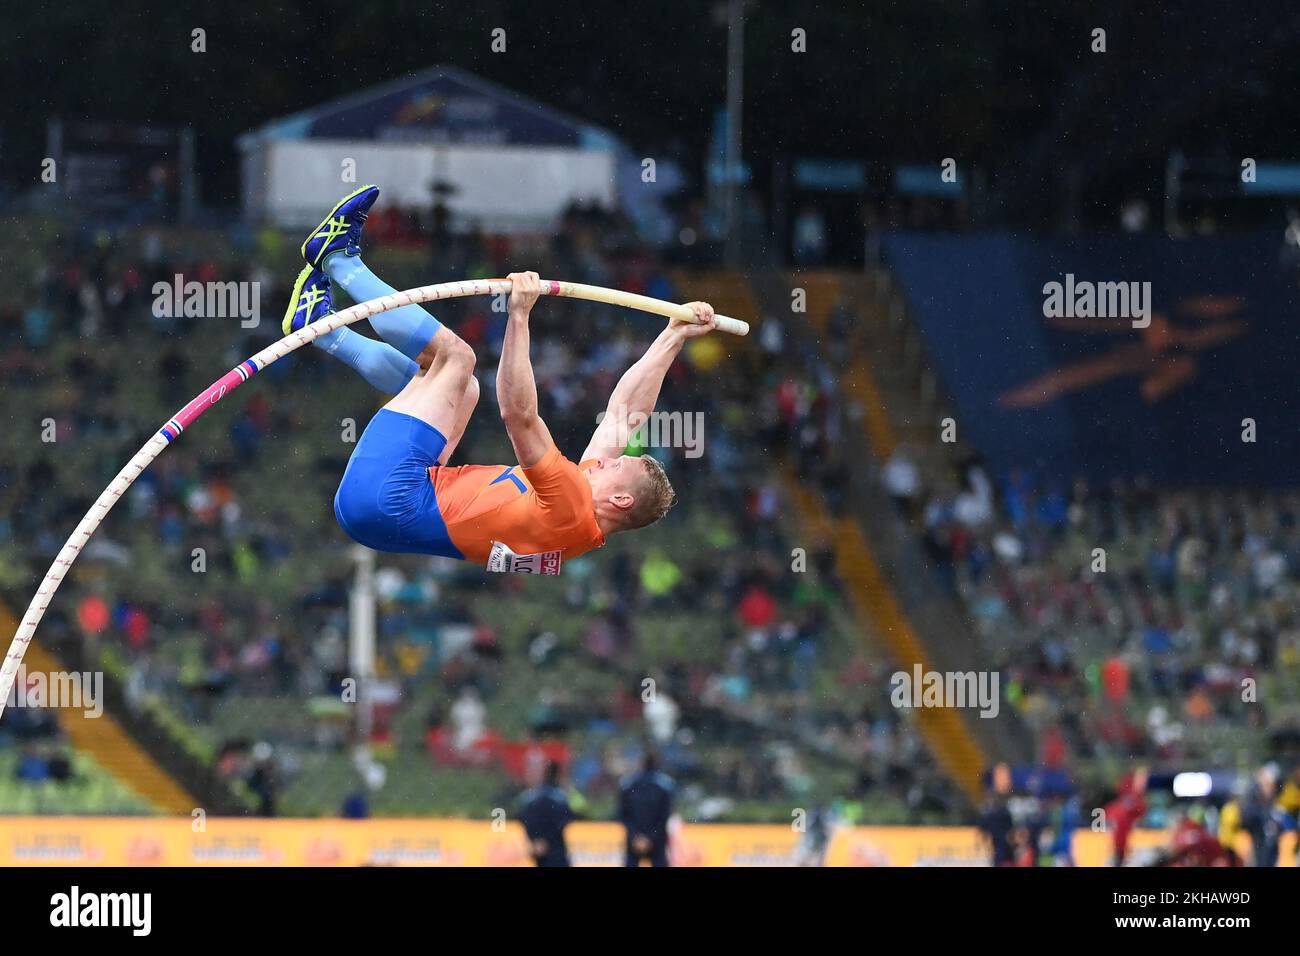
[0,278,748,719]
[550,280,749,336]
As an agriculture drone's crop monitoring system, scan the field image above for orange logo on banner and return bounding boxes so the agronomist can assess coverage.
[998,296,1248,408]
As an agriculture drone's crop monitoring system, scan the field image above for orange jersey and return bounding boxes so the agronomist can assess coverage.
[430,445,606,565]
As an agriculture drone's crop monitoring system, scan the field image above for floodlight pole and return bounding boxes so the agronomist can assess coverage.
[348,545,377,748]
[723,0,746,266]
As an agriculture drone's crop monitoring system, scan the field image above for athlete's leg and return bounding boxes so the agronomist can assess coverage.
[303,185,444,365]
[331,325,475,558]
[325,252,442,364]
[382,325,476,439]
[304,187,475,557]
[438,373,480,464]
[283,266,418,394]
[315,326,418,395]
[331,407,463,558]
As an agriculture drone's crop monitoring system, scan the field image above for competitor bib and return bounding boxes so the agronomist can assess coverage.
[486,541,562,575]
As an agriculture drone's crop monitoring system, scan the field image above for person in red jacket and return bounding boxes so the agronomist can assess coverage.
[1105,766,1149,866]
[1162,810,1240,867]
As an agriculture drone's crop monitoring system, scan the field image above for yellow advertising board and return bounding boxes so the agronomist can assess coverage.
[822,826,1172,867]
[0,818,1290,866]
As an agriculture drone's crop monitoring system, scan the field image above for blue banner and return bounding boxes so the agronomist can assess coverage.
[882,231,1300,485]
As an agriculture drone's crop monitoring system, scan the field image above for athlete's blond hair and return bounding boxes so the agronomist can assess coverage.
[623,454,676,529]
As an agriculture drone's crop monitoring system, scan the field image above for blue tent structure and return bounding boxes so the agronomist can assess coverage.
[241,65,620,149]
[239,66,627,230]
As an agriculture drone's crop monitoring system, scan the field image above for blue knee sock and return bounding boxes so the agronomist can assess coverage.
[313,326,418,395]
[325,253,442,360]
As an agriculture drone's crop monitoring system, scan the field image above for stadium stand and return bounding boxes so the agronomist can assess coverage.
[0,210,960,824]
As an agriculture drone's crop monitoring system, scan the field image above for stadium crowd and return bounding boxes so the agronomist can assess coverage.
[880,442,1300,862]
[0,209,949,823]
[903,458,1300,766]
[4,205,1298,862]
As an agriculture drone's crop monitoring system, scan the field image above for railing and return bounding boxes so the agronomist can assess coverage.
[42,627,255,816]
[759,269,1037,767]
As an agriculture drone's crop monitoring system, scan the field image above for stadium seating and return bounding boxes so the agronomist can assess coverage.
[0,212,954,823]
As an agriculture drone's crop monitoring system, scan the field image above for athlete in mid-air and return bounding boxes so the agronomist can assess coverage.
[282,186,718,573]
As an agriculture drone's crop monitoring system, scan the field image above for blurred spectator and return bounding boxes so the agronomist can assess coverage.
[619,752,674,867]
[451,688,488,754]
[883,446,921,517]
[15,745,50,783]
[793,206,827,266]
[1104,767,1149,866]
[643,689,678,746]
[518,761,579,867]
[977,762,1016,866]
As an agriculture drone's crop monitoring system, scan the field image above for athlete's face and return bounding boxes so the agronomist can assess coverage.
[586,455,643,509]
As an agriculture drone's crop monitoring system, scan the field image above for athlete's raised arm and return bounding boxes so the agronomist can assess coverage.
[582,302,717,462]
[497,271,556,468]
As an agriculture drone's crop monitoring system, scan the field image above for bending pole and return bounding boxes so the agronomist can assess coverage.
[0,278,749,718]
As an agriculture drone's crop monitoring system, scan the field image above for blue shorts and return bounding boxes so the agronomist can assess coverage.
[333,409,465,559]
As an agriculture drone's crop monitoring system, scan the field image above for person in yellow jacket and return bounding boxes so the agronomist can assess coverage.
[1278,765,1300,864]
[1218,793,1243,857]
[1279,766,1300,817]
